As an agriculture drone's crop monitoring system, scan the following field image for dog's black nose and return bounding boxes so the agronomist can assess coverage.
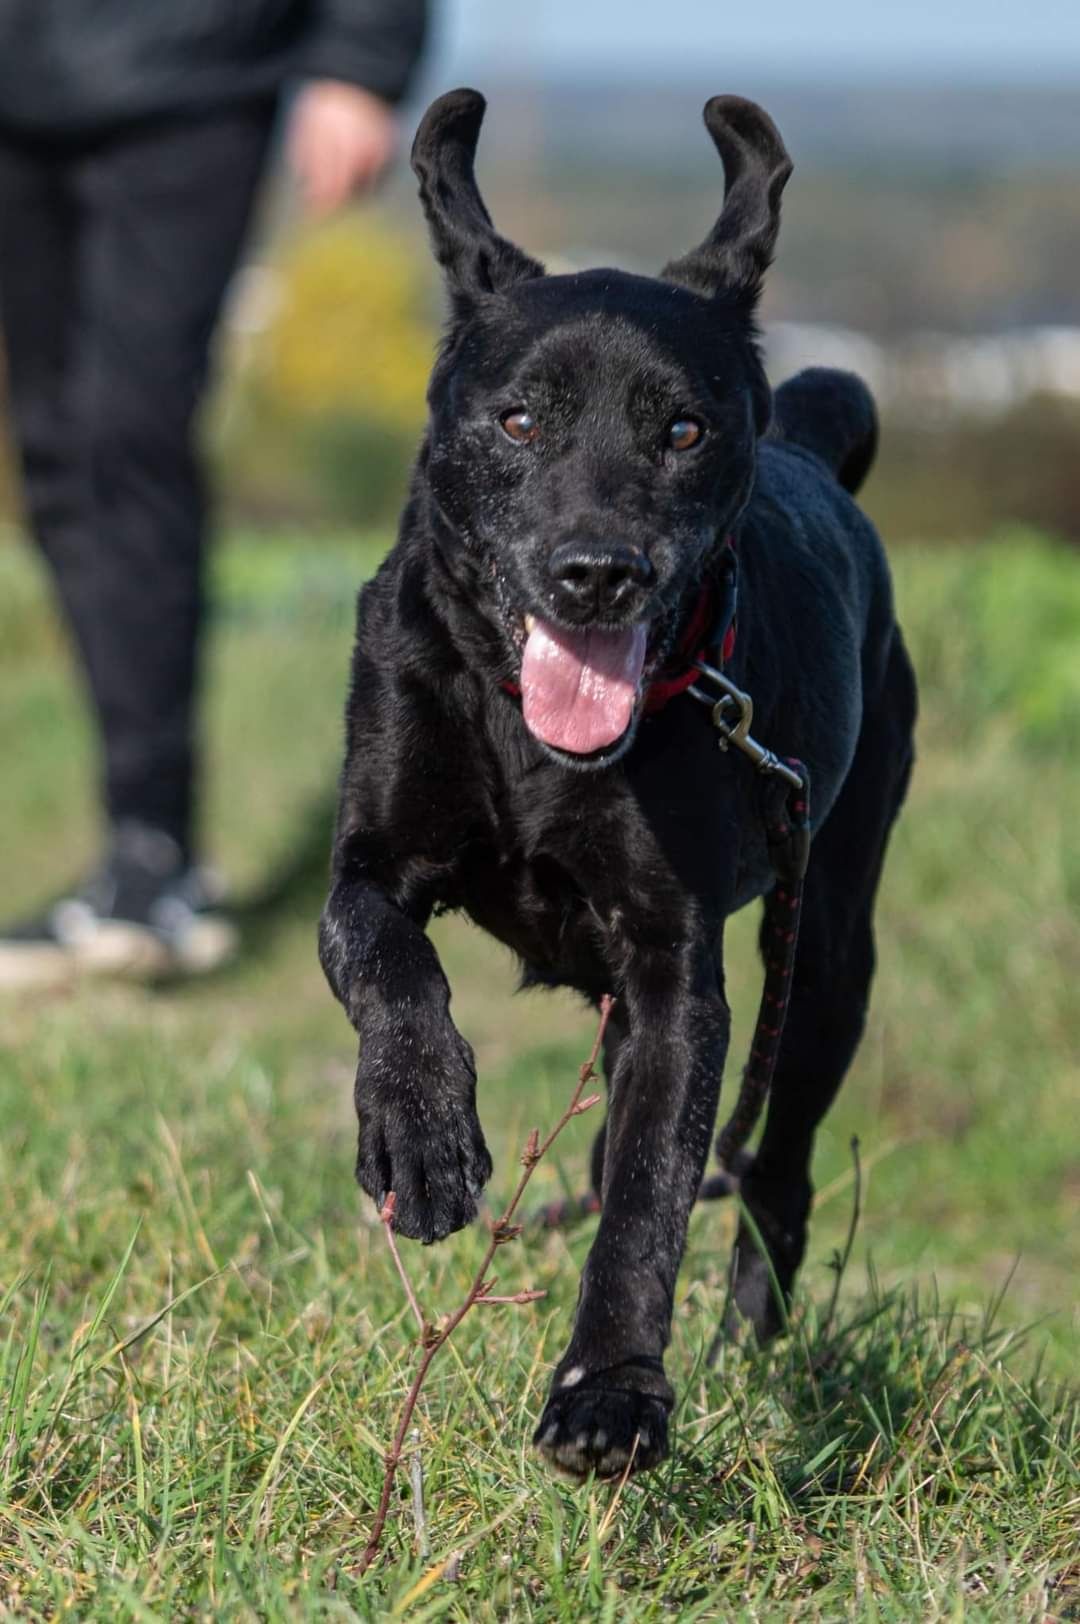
[548,543,654,615]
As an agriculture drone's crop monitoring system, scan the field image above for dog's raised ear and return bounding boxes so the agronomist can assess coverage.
[661,96,792,305]
[411,89,544,310]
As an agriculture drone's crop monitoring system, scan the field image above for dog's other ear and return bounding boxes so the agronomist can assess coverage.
[411,89,544,311]
[661,96,792,305]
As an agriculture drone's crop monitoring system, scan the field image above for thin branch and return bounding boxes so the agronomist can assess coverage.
[378,1193,426,1333]
[821,1134,862,1342]
[354,994,614,1577]
[474,1289,547,1305]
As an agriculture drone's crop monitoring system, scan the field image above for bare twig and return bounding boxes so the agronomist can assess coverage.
[821,1134,862,1342]
[378,1193,426,1333]
[474,1288,547,1305]
[354,995,614,1576]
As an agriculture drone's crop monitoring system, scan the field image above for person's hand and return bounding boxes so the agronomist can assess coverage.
[288,81,397,217]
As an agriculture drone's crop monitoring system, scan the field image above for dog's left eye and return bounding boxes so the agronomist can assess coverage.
[501,410,540,444]
[668,418,703,452]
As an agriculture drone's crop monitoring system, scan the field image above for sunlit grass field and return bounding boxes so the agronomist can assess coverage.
[0,528,1077,1618]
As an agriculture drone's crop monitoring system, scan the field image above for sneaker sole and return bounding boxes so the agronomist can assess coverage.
[0,916,239,991]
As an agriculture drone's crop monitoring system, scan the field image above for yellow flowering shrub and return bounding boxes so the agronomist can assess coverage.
[216,216,439,523]
[258,217,434,432]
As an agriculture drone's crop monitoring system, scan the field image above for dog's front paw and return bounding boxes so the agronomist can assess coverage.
[358,1095,492,1243]
[534,1370,672,1478]
[355,1034,492,1242]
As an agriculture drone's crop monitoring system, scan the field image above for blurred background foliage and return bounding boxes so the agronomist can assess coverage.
[261,220,431,425]
[211,215,433,527]
[198,156,1080,545]
[2,83,1080,542]
[863,396,1080,546]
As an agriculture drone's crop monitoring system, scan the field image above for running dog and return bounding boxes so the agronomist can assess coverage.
[319,89,917,1477]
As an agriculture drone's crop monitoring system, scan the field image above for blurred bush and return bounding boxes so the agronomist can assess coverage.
[864,395,1080,545]
[895,530,1080,753]
[968,533,1080,746]
[213,216,436,527]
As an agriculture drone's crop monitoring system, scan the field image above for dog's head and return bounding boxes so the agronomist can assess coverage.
[412,88,791,767]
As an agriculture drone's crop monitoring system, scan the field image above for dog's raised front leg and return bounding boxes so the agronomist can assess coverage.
[319,861,492,1245]
[535,947,729,1476]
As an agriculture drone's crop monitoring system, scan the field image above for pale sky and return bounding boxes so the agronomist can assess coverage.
[436,0,1080,81]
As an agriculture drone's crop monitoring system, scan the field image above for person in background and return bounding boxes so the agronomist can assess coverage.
[0,0,427,985]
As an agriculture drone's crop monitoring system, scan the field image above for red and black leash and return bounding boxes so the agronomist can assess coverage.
[699,751,810,1200]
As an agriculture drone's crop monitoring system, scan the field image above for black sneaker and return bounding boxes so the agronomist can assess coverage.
[0,821,238,989]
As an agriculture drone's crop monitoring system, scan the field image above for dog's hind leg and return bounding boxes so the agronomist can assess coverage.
[728,630,917,1341]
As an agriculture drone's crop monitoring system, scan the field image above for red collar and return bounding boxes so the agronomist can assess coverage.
[641,578,735,714]
[501,539,736,716]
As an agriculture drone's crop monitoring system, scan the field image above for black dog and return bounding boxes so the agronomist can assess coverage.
[320,88,917,1478]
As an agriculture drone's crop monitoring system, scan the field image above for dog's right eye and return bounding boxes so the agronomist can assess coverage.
[501,410,540,444]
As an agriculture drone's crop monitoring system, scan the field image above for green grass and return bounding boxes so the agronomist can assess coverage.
[0,527,1077,1619]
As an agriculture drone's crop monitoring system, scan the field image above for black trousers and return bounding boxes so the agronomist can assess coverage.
[0,104,276,857]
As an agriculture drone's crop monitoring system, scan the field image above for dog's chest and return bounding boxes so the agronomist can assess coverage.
[447,758,733,988]
[454,802,620,986]
[462,856,608,985]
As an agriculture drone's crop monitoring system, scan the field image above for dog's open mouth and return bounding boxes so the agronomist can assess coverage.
[519,613,649,755]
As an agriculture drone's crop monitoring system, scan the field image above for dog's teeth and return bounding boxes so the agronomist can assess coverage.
[524,614,536,633]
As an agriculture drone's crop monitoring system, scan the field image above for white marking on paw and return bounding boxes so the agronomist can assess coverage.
[560,1365,585,1387]
[575,1431,590,1450]
[593,1429,607,1450]
[541,1423,559,1446]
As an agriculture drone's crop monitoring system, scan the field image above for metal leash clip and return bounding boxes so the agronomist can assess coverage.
[688,661,805,792]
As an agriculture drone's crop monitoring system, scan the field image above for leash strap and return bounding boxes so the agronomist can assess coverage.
[706,757,810,1192]
[685,662,811,1193]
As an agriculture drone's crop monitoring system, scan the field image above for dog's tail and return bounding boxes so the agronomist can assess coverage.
[770,367,878,497]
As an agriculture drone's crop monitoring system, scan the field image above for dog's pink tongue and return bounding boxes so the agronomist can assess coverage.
[520,618,647,754]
